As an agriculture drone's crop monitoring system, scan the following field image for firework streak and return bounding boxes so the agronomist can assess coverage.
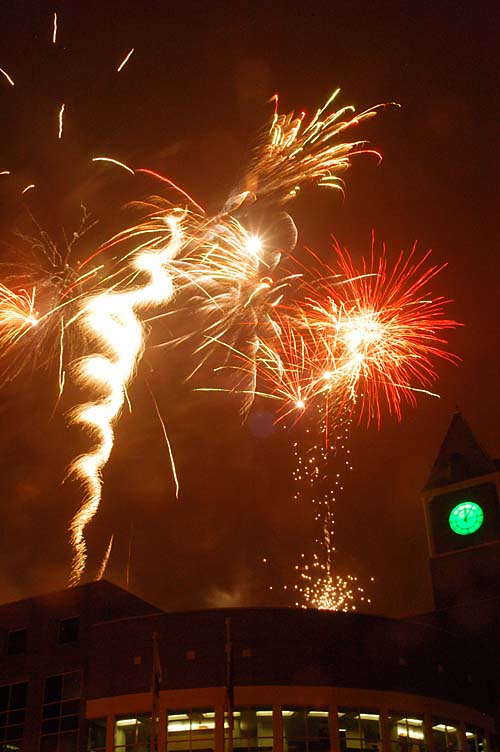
[0,90,459,585]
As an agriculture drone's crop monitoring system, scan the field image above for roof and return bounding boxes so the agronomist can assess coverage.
[424,412,496,490]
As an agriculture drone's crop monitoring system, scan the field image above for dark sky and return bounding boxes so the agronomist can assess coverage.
[0,0,498,616]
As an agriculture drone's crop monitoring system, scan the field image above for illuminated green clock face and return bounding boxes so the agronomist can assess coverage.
[449,501,484,535]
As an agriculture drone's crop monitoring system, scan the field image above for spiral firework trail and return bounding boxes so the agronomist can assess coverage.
[67,214,183,585]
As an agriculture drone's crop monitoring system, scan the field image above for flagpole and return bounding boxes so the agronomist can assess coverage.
[225,617,233,752]
[151,631,162,752]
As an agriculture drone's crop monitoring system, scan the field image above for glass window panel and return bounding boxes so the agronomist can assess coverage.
[61,715,79,732]
[61,700,80,717]
[432,720,460,752]
[7,629,26,656]
[0,687,8,712]
[62,673,81,701]
[43,719,60,735]
[5,724,24,741]
[389,713,426,752]
[284,708,308,739]
[339,709,380,752]
[59,731,79,752]
[44,703,61,720]
[0,710,7,727]
[116,714,151,749]
[9,683,27,710]
[228,707,273,751]
[466,727,487,752]
[168,709,215,752]
[7,710,24,726]
[45,677,63,705]
[41,735,59,752]
[283,707,330,752]
[58,617,80,644]
[88,717,107,750]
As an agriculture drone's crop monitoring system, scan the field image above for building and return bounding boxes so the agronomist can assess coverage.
[0,413,498,752]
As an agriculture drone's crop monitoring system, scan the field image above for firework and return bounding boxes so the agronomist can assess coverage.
[67,213,183,584]
[0,22,459,588]
[0,284,38,350]
[249,240,458,428]
[231,90,394,210]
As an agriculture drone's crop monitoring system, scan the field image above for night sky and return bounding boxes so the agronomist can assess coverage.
[0,0,498,616]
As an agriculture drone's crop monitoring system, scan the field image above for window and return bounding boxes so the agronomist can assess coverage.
[283,707,330,752]
[88,717,107,751]
[41,672,81,752]
[466,728,487,752]
[58,617,80,644]
[389,714,426,752]
[167,709,215,752]
[432,720,461,752]
[115,714,151,751]
[0,681,28,752]
[226,707,273,752]
[7,629,27,656]
[338,709,381,752]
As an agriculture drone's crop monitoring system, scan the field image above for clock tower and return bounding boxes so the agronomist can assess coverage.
[422,412,500,608]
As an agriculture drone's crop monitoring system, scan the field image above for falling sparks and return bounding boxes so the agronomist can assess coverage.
[52,12,58,44]
[21,184,35,194]
[0,67,14,86]
[58,103,65,139]
[117,48,135,72]
[292,413,372,611]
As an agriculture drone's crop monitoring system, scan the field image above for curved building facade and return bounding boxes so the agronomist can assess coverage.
[85,605,494,752]
[0,581,496,752]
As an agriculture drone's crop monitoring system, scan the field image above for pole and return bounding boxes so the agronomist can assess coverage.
[151,631,162,752]
[225,617,233,752]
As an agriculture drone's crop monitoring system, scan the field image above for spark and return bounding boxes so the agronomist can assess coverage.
[58,104,65,139]
[117,48,135,72]
[96,535,113,580]
[137,169,205,213]
[0,67,14,86]
[52,12,58,44]
[0,170,10,175]
[149,387,180,500]
[92,156,135,175]
[21,184,35,194]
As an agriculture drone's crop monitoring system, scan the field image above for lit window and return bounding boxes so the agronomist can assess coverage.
[0,681,28,750]
[7,629,27,656]
[466,727,487,752]
[225,707,273,752]
[115,714,151,751]
[167,709,215,752]
[283,707,330,752]
[338,708,381,752]
[432,719,461,752]
[389,714,426,752]
[41,672,81,752]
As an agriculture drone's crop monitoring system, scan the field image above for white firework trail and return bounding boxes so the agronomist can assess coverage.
[67,214,184,585]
